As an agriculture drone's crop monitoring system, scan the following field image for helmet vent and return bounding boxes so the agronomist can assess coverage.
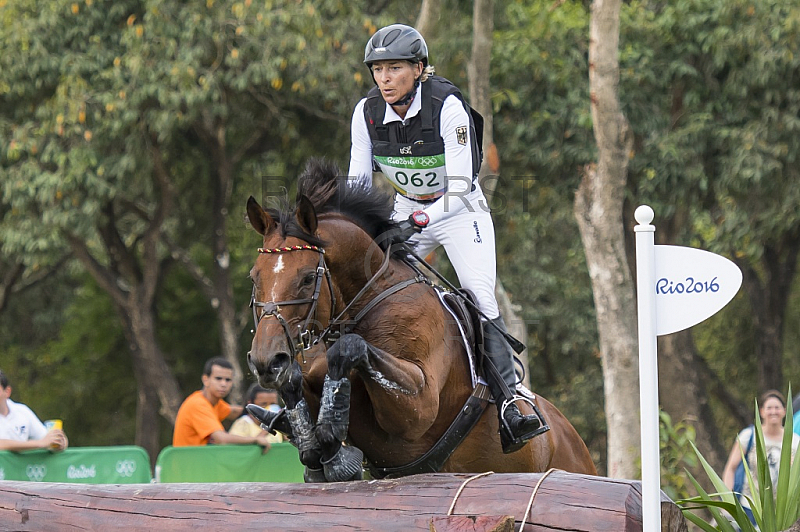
[382,28,402,46]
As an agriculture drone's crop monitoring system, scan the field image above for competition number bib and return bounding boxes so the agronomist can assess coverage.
[374,154,447,201]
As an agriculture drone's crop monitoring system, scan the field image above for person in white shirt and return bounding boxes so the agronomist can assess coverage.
[0,369,68,452]
[348,24,547,454]
[229,383,284,444]
[722,390,800,525]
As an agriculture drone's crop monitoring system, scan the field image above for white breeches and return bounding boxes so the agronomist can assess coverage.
[393,186,500,320]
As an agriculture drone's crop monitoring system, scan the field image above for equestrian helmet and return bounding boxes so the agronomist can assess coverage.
[364,24,428,67]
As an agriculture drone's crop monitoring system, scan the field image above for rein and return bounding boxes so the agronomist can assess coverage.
[251,243,428,361]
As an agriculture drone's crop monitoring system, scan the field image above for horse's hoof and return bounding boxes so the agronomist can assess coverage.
[303,467,327,483]
[321,445,364,482]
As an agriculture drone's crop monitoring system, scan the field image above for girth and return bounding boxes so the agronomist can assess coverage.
[367,382,491,479]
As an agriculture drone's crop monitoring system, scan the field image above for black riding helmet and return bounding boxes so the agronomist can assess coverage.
[364,24,428,68]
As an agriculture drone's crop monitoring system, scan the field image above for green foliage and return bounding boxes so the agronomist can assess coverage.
[493,0,593,186]
[679,388,800,531]
[659,410,699,502]
[3,277,137,446]
[622,0,800,256]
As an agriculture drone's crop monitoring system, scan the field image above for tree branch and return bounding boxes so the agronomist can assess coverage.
[0,262,25,313]
[161,233,216,301]
[63,231,128,307]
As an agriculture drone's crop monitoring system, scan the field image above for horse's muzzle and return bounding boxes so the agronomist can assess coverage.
[248,350,292,388]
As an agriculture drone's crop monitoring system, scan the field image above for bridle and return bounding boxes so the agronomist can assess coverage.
[250,241,428,363]
[250,244,335,361]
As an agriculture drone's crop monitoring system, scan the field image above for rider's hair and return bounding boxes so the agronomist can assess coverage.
[419,64,435,83]
[0,369,8,389]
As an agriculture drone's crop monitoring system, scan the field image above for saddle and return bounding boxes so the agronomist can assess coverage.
[441,288,484,363]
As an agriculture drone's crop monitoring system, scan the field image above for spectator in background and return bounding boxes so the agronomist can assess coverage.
[229,383,284,444]
[0,369,69,452]
[173,357,272,449]
[793,392,800,437]
[722,390,800,524]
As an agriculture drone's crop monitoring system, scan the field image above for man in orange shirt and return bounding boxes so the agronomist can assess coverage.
[173,357,272,449]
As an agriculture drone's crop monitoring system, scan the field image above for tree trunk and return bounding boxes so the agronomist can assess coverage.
[209,122,245,403]
[736,236,800,393]
[658,331,726,470]
[114,298,182,460]
[0,261,24,313]
[0,473,689,532]
[465,0,530,385]
[64,141,185,457]
[415,0,441,39]
[127,304,183,423]
[575,0,639,479]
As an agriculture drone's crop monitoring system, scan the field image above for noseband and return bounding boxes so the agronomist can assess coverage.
[250,245,335,361]
[251,242,429,364]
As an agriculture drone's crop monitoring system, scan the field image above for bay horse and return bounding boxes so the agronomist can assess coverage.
[246,159,596,482]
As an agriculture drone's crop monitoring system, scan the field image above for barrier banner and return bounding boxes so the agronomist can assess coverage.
[0,446,151,484]
[155,442,304,483]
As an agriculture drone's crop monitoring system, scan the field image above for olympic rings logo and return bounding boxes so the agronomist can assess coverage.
[26,464,47,482]
[386,156,440,167]
[115,460,137,477]
[415,157,439,167]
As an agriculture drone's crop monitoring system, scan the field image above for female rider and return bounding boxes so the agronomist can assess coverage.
[347,24,546,454]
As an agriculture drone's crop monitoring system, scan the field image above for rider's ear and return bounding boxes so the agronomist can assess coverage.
[246,196,276,236]
[296,195,318,235]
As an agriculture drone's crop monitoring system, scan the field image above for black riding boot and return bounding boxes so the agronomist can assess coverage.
[483,316,549,454]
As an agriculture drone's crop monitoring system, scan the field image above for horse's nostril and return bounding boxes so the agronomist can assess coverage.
[269,352,291,374]
[247,351,258,375]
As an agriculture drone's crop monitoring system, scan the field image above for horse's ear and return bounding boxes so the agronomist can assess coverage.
[295,195,318,235]
[246,196,276,237]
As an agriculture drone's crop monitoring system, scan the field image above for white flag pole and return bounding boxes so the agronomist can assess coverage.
[634,205,661,532]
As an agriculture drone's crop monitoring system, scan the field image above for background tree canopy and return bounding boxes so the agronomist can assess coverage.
[2,0,800,482]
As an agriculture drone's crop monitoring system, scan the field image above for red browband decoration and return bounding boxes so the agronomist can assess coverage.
[257,245,325,254]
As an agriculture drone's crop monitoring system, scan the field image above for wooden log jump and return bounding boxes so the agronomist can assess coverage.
[0,471,687,531]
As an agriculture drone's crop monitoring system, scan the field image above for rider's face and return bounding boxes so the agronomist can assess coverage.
[371,60,422,105]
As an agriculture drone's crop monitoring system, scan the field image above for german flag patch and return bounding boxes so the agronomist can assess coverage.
[455,126,468,146]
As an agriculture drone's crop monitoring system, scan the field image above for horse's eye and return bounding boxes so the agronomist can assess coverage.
[301,272,316,287]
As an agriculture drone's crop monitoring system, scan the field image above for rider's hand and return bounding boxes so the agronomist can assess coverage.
[385,211,429,245]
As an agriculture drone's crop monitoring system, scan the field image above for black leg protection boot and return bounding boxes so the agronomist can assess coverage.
[284,398,326,482]
[483,316,549,454]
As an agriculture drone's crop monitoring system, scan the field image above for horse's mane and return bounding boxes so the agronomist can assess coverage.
[269,158,396,249]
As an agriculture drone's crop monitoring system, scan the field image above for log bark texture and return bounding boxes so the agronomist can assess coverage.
[0,472,687,531]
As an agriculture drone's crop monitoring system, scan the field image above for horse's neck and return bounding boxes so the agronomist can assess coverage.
[322,217,410,311]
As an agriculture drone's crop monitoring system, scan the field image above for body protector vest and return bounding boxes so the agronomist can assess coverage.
[363,76,484,202]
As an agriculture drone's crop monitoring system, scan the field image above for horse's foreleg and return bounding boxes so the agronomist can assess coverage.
[279,361,326,482]
[315,335,366,482]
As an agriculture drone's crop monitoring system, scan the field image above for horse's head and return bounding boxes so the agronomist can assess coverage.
[246,194,336,388]
[246,158,396,389]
